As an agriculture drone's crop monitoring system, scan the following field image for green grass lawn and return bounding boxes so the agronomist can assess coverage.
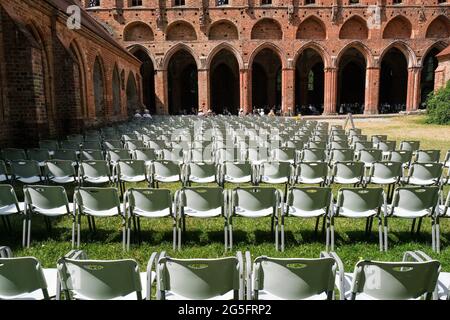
[1,115,449,276]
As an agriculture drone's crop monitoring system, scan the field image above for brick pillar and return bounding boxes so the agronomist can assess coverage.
[240,68,252,114]
[324,67,338,115]
[406,66,421,112]
[282,67,295,116]
[364,67,380,114]
[154,69,168,115]
[198,69,210,113]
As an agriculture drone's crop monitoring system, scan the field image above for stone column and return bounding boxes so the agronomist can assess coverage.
[406,66,422,112]
[364,67,380,114]
[323,67,338,115]
[154,69,168,115]
[240,67,252,114]
[282,67,295,115]
[198,68,210,113]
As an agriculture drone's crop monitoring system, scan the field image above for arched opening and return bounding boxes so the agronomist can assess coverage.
[124,22,154,42]
[126,72,139,116]
[295,48,325,115]
[337,48,366,114]
[379,47,408,113]
[296,17,326,40]
[210,49,240,115]
[426,16,450,39]
[93,57,105,117]
[112,66,121,115]
[168,49,198,115]
[339,16,368,40]
[131,49,156,114]
[166,21,197,41]
[382,16,412,39]
[420,47,442,108]
[208,20,239,40]
[251,19,283,40]
[251,48,282,113]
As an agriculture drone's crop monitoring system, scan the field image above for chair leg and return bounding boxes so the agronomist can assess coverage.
[330,216,335,251]
[87,215,93,233]
[77,215,81,248]
[384,217,389,252]
[314,216,320,236]
[416,217,423,235]
[378,217,383,252]
[92,217,97,233]
[228,216,233,251]
[321,216,326,236]
[71,218,75,249]
[270,214,275,233]
[410,218,416,234]
[6,216,12,233]
[22,215,28,248]
[326,217,330,252]
[275,216,279,251]
[436,217,440,254]
[281,215,285,252]
[137,217,142,245]
[172,218,177,251]
[27,214,31,248]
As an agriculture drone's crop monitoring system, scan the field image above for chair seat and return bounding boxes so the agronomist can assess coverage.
[16,177,42,184]
[286,206,326,218]
[224,175,252,183]
[83,176,111,184]
[164,289,234,300]
[183,207,222,218]
[120,175,147,183]
[334,177,361,185]
[405,177,438,186]
[71,271,155,300]
[154,175,180,183]
[0,202,25,215]
[337,207,379,218]
[189,176,216,183]
[0,174,10,182]
[81,207,123,217]
[256,290,328,300]
[389,206,431,219]
[133,207,172,218]
[0,268,58,300]
[31,204,74,217]
[234,206,273,218]
[261,176,288,184]
[49,176,77,184]
[437,272,450,300]
[297,177,325,184]
[367,177,398,185]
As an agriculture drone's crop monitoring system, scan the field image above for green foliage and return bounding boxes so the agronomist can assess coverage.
[426,81,450,125]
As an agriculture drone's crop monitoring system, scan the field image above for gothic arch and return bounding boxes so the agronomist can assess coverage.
[296,16,326,40]
[382,15,412,39]
[166,20,197,41]
[123,21,154,42]
[69,40,88,117]
[251,18,283,40]
[208,20,239,40]
[163,43,200,71]
[248,42,287,69]
[92,56,106,117]
[112,64,121,115]
[379,41,417,68]
[339,16,368,40]
[126,72,139,116]
[128,44,157,67]
[336,41,374,68]
[425,15,450,39]
[207,42,244,70]
[294,42,331,69]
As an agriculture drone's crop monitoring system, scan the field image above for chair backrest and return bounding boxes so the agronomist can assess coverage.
[2,148,27,162]
[80,161,111,178]
[296,162,328,180]
[185,162,217,179]
[329,149,354,163]
[246,148,269,162]
[300,148,327,162]
[117,160,147,178]
[180,187,224,212]
[232,187,278,211]
[353,141,373,151]
[400,140,420,152]
[27,149,50,163]
[337,188,384,213]
[260,162,292,180]
[332,161,364,180]
[158,256,240,300]
[189,148,213,163]
[272,148,296,162]
[329,141,350,150]
[388,150,412,165]
[59,140,81,151]
[147,140,166,150]
[307,141,327,149]
[82,141,102,151]
[161,148,184,162]
[107,149,131,163]
[408,163,443,181]
[125,140,145,151]
[133,148,158,162]
[287,187,331,212]
[358,149,383,164]
[222,162,252,179]
[24,185,69,211]
[369,161,402,180]
[75,187,120,212]
[45,160,76,178]
[103,140,123,150]
[253,256,336,300]
[415,150,441,163]
[392,187,439,213]
[80,149,104,161]
[53,149,78,162]
[0,184,20,209]
[152,160,181,178]
[10,160,41,178]
[0,257,49,299]
[350,260,440,300]
[58,258,142,300]
[127,188,172,214]
[39,140,59,151]
[216,148,243,164]
[376,141,396,152]
[371,135,387,144]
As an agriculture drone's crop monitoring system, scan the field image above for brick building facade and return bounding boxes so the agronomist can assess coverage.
[0,0,142,147]
[85,0,449,116]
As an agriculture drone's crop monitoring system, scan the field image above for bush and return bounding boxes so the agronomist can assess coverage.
[425,80,450,125]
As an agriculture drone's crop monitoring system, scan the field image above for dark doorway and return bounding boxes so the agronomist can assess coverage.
[420,47,441,108]
[210,49,240,115]
[295,48,325,115]
[379,48,408,114]
[132,49,156,114]
[338,48,366,114]
[168,50,198,115]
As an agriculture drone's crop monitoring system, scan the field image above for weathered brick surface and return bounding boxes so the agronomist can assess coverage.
[86,0,449,115]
